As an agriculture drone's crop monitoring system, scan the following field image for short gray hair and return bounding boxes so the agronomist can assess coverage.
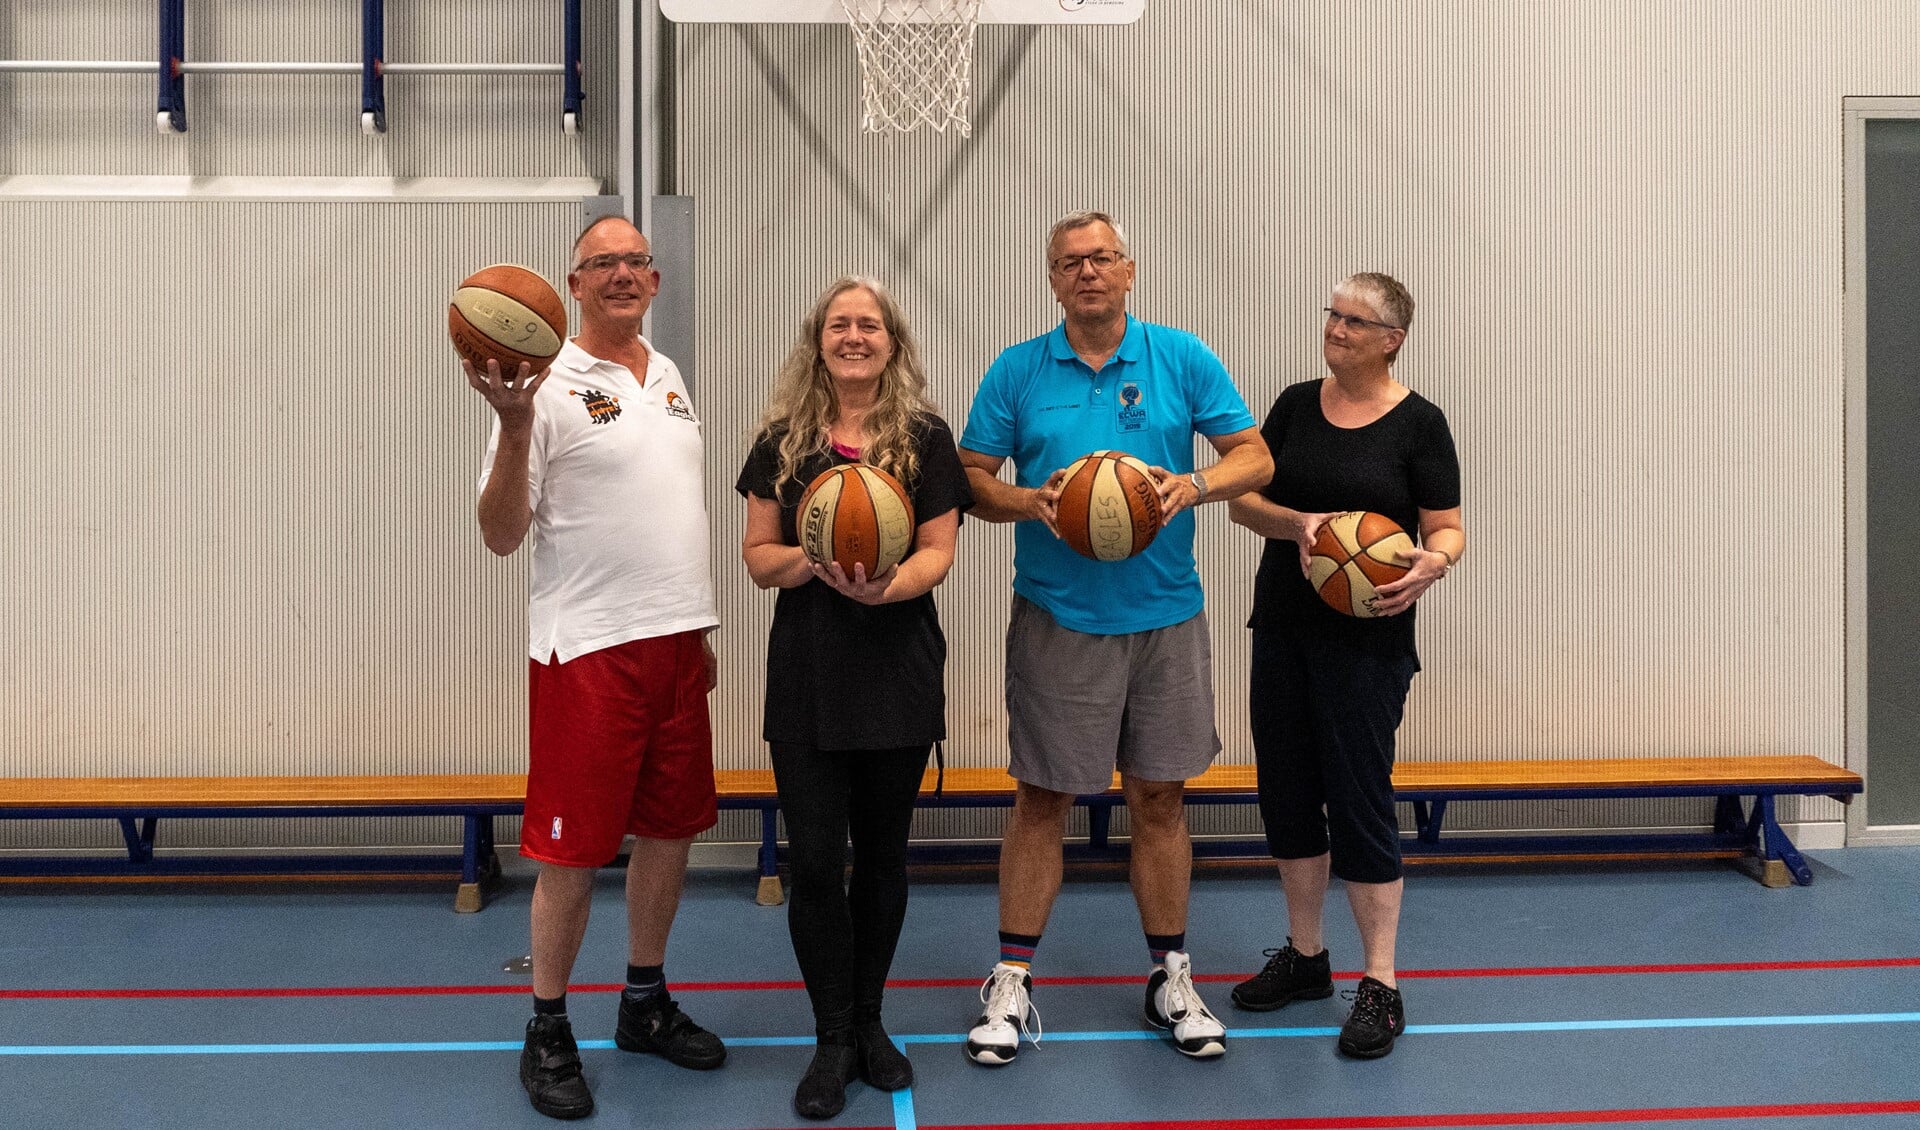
[1334,272,1415,362]
[1046,210,1131,262]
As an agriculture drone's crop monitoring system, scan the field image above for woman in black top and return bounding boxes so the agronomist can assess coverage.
[1225,273,1464,1062]
[737,276,971,1120]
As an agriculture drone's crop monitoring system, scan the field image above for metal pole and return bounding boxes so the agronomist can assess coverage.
[0,61,158,73]
[0,60,562,75]
[361,0,386,133]
[618,0,636,223]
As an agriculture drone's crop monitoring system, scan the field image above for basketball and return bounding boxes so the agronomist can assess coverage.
[1309,511,1417,618]
[798,463,916,579]
[1055,450,1163,561]
[448,264,567,378]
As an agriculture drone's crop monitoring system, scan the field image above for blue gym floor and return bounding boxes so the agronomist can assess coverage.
[3,849,1918,1129]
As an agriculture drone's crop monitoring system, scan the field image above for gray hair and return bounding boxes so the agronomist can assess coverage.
[1333,272,1415,362]
[1046,210,1131,262]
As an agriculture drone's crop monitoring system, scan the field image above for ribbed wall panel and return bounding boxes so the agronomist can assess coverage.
[679,1,1883,842]
[2,2,1897,855]
[0,201,579,849]
[0,1,617,179]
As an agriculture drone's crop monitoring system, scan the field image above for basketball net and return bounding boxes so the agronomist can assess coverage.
[839,0,984,136]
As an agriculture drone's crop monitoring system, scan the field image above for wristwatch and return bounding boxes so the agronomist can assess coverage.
[1188,471,1208,502]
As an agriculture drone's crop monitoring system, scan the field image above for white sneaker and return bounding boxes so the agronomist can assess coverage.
[965,962,1041,1065]
[1145,950,1227,1058]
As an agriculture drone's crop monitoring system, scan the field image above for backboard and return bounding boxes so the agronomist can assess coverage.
[660,1,1144,24]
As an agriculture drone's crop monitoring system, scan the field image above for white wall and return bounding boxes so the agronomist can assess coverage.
[6,1,1916,849]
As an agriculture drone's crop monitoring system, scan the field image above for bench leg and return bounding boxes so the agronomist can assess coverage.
[1752,794,1813,888]
[1088,802,1112,851]
[1412,800,1446,845]
[756,806,785,906]
[456,814,493,913]
[118,817,156,864]
[1713,794,1748,836]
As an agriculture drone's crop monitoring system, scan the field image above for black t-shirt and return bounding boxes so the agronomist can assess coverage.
[734,414,974,749]
[1249,379,1461,657]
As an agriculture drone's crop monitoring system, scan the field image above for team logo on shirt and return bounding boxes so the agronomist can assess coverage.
[570,387,622,424]
[1117,382,1147,432]
[664,391,697,423]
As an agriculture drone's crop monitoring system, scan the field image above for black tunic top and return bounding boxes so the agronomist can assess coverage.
[735,415,973,750]
[1249,379,1461,659]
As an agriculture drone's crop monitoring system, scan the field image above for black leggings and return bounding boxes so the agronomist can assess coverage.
[768,742,930,1033]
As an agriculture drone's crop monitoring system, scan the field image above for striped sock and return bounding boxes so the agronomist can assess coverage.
[997,931,1041,971]
[1147,932,1185,966]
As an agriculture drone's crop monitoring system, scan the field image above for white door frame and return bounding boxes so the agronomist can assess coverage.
[1843,96,1920,845]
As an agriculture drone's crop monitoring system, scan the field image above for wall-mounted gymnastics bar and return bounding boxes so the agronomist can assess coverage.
[0,0,585,135]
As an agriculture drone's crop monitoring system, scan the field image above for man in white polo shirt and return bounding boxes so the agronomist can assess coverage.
[468,215,723,1121]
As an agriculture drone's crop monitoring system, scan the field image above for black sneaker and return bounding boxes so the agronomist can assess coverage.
[614,992,728,1069]
[1230,939,1334,1011]
[853,1019,914,1091]
[1337,976,1405,1059]
[793,1036,859,1120]
[520,1014,594,1120]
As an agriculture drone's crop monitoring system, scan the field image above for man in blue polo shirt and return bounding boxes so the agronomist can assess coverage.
[957,210,1273,1066]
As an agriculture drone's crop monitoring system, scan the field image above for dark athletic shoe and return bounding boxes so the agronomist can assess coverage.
[614,993,728,1069]
[854,1019,914,1091]
[1230,939,1335,1011]
[1337,976,1405,1059]
[520,1014,594,1120]
[793,1037,860,1120]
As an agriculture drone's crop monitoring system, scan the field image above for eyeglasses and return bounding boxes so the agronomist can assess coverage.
[575,252,655,274]
[1323,307,1401,333]
[1049,250,1128,276]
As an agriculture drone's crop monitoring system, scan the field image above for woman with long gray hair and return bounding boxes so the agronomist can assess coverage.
[737,276,971,1119]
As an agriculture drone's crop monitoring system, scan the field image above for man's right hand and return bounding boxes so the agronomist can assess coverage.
[464,359,550,430]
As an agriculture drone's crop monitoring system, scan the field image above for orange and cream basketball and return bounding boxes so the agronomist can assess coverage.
[448,264,567,377]
[1309,511,1416,618]
[1055,450,1163,562]
[799,464,916,578]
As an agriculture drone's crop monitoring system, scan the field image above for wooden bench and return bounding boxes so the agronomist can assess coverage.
[0,755,1860,912]
[869,756,1861,893]
[0,772,800,912]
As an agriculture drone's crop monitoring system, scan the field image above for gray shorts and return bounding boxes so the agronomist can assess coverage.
[1004,594,1222,795]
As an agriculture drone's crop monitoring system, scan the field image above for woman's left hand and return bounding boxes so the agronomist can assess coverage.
[812,559,896,605]
[1367,547,1451,617]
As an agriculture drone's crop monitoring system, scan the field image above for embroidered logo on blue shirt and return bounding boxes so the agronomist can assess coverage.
[1117,382,1146,432]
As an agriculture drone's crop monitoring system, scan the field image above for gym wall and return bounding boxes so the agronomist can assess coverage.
[3,1,1915,855]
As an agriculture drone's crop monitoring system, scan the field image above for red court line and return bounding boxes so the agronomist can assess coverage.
[913,1099,1920,1128]
[5,957,1916,1000]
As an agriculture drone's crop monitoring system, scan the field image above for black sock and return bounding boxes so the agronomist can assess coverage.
[532,993,567,1018]
[1147,932,1186,966]
[623,963,665,1004]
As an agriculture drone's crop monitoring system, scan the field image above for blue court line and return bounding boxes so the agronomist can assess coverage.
[5,1012,1919,1056]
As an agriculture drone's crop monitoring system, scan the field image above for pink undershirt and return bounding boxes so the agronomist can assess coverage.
[831,441,862,460]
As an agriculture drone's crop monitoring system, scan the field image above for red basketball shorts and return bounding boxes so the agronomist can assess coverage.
[522,631,717,867]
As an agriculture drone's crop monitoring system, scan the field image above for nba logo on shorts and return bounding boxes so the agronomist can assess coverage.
[551,817,563,840]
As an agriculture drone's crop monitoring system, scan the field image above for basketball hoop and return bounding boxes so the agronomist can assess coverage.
[838,0,984,136]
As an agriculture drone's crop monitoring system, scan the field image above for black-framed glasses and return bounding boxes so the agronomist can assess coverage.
[1323,307,1400,332]
[1050,250,1128,276]
[576,252,655,274]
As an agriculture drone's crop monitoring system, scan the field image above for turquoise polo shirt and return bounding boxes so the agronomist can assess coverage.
[960,315,1256,635]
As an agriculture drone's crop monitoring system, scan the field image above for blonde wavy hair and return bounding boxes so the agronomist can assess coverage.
[758,276,937,497]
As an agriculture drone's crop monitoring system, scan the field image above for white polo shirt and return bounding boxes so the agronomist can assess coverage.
[480,338,718,664]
